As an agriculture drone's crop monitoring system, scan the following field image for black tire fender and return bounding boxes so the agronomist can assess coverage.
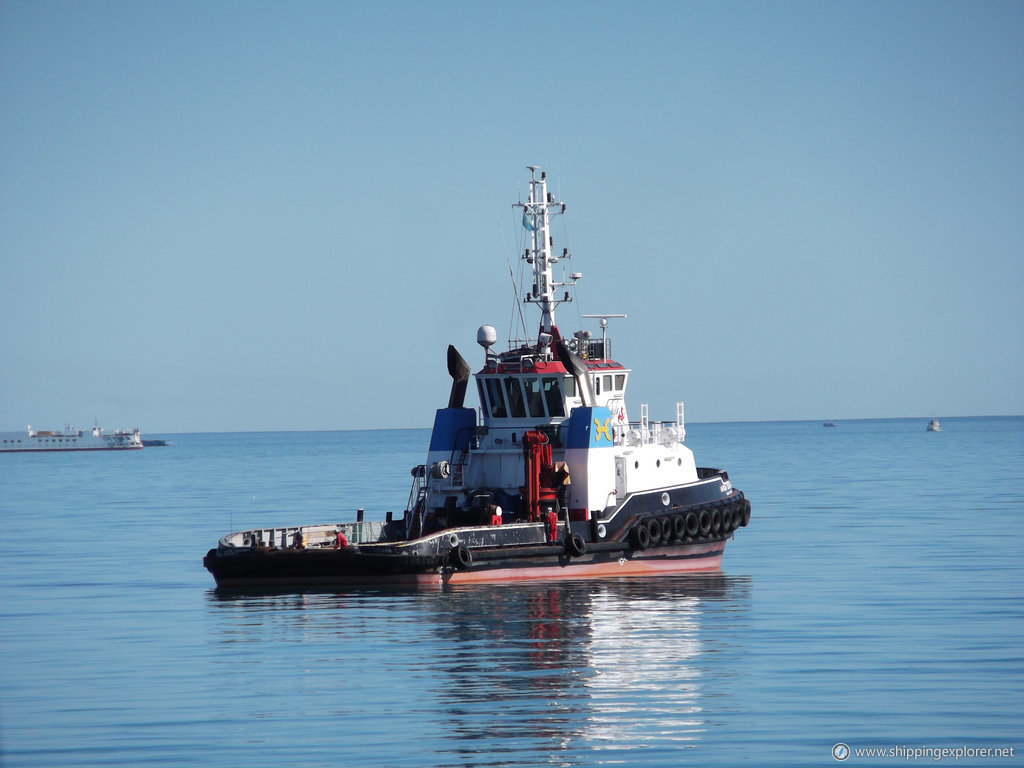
[631,523,650,550]
[646,518,662,545]
[721,505,735,534]
[450,544,473,570]
[699,508,712,536]
[566,533,587,558]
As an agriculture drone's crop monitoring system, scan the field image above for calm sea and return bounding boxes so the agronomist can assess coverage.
[1,417,1021,766]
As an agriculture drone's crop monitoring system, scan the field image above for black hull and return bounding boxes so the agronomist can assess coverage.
[203,538,731,588]
[204,485,750,589]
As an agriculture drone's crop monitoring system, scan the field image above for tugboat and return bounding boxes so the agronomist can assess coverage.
[203,167,751,587]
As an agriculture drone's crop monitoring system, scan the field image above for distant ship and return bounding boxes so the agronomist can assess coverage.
[0,425,144,452]
[927,419,941,432]
[823,421,837,428]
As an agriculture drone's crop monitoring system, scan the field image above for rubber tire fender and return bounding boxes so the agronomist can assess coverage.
[566,532,587,558]
[671,515,686,541]
[699,508,712,537]
[721,505,735,534]
[631,523,651,550]
[646,518,662,545]
[450,544,473,570]
[710,507,722,534]
[685,511,700,538]
[741,499,751,527]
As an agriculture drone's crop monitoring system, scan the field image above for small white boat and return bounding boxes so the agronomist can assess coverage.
[927,419,941,432]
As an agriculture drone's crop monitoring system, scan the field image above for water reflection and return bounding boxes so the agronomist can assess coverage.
[207,574,750,766]
[435,575,747,765]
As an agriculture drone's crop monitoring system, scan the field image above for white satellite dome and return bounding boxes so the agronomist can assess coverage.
[477,324,497,349]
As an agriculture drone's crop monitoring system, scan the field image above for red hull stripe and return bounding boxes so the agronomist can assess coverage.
[445,545,724,585]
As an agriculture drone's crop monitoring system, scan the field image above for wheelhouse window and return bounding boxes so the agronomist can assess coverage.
[592,372,627,396]
[503,377,526,418]
[484,378,507,418]
[480,374,573,419]
[542,376,565,417]
[523,377,544,418]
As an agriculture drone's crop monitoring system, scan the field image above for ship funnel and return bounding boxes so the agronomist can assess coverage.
[554,340,594,407]
[446,345,472,409]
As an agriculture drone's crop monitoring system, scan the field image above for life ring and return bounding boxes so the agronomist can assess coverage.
[685,512,699,538]
[450,545,473,570]
[631,523,650,550]
[699,509,712,536]
[566,533,587,558]
[646,518,662,545]
[672,515,686,541]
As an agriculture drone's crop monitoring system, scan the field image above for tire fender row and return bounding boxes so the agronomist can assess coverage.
[629,497,751,550]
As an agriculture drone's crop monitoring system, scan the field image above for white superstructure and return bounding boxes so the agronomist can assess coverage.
[0,425,143,452]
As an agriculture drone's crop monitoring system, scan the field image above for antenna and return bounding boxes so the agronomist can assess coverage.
[492,192,528,340]
[513,167,576,334]
[582,314,627,353]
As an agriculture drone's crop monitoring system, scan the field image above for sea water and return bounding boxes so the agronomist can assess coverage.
[0,417,1021,766]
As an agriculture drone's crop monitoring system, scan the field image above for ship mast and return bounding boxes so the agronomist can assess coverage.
[515,166,576,341]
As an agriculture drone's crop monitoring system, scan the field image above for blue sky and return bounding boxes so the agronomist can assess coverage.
[2,0,1022,433]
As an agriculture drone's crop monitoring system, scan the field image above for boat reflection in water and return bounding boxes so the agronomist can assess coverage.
[208,574,750,763]
[435,575,747,761]
[582,585,706,751]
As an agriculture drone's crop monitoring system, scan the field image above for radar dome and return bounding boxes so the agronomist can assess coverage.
[477,325,497,349]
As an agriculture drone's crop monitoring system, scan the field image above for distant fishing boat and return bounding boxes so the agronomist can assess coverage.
[0,424,143,452]
[823,421,837,428]
[927,419,941,432]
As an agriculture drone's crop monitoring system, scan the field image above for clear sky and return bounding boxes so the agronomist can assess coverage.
[2,0,1022,433]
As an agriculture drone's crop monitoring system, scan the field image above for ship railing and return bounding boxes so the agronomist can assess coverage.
[616,401,685,447]
[501,336,611,363]
[619,421,686,447]
[221,521,387,550]
[335,521,386,544]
